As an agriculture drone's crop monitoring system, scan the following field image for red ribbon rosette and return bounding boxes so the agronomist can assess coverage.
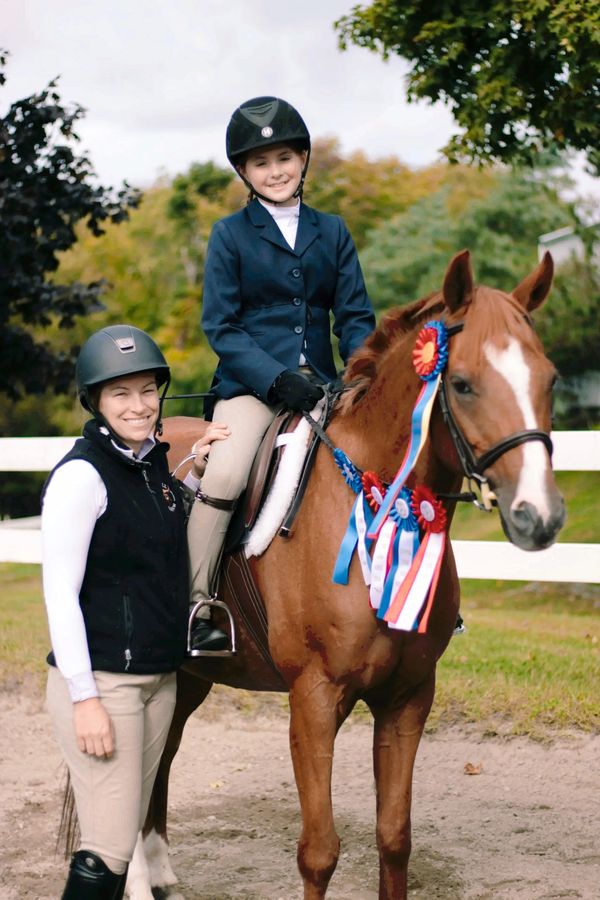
[411,485,447,534]
[361,471,386,511]
[412,325,442,379]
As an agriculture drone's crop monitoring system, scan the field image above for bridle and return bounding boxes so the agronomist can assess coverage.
[439,323,553,509]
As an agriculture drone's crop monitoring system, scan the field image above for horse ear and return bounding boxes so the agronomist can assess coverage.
[512,251,554,311]
[442,249,474,312]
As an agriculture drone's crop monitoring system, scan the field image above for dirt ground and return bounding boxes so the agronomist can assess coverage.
[1,687,598,900]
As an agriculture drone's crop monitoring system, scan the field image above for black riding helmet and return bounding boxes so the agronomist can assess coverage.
[226,96,311,201]
[76,325,170,423]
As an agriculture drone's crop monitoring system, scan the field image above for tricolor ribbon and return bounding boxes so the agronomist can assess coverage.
[375,488,420,618]
[367,321,449,540]
[383,485,447,632]
[332,471,383,587]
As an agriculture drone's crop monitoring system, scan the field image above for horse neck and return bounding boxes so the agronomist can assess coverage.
[333,328,456,491]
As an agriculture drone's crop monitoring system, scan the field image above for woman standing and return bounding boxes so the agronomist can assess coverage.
[188,96,375,649]
[42,324,227,898]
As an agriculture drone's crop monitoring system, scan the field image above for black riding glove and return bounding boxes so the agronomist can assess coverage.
[268,370,325,412]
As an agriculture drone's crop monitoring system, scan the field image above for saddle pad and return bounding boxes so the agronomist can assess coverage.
[244,410,298,531]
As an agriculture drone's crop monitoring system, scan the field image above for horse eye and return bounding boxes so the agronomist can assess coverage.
[450,376,472,396]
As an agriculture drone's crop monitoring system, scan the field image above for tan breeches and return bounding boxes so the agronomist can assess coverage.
[187,394,277,606]
[46,666,177,873]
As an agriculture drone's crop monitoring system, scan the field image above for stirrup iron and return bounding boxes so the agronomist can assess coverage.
[187,597,236,657]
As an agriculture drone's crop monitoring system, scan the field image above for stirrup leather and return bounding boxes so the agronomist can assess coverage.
[194,489,237,511]
[187,597,237,657]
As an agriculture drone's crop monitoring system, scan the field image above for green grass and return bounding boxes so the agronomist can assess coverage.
[1,469,598,734]
[0,563,48,691]
[431,580,600,737]
[2,564,598,736]
[451,471,599,543]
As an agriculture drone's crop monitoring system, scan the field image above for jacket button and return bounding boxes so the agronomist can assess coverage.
[291,268,301,278]
[292,297,302,306]
[294,325,303,334]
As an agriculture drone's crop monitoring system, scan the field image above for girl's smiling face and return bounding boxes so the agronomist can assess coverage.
[239,143,307,206]
[98,372,160,453]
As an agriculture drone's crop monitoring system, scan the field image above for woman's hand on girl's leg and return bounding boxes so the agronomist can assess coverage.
[191,422,231,478]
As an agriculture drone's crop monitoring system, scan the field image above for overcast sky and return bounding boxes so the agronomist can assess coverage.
[2,0,598,205]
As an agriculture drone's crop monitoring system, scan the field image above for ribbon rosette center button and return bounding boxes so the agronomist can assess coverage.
[419,500,436,523]
[371,486,384,507]
[394,497,410,519]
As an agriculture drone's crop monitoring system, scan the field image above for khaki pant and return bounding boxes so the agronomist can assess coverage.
[188,394,277,606]
[46,666,177,874]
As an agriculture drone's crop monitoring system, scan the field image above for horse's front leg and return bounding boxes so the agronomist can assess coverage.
[289,675,348,900]
[126,669,213,899]
[369,671,435,900]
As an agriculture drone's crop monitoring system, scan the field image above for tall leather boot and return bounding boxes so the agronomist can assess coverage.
[61,849,128,899]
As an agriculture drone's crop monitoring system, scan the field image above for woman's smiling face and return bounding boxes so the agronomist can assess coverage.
[239,143,307,206]
[98,371,159,453]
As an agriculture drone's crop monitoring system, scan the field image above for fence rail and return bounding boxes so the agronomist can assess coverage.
[0,432,598,582]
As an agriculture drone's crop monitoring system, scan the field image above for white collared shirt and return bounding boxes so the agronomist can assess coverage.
[258,196,300,249]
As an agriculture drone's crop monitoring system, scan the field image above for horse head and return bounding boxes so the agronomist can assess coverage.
[438,249,565,550]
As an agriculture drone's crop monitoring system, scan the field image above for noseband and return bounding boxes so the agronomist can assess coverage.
[440,323,553,494]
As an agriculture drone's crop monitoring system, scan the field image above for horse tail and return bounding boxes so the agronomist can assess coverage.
[56,766,80,858]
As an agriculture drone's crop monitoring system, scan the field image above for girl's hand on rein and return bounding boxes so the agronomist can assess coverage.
[191,422,231,478]
[73,697,115,758]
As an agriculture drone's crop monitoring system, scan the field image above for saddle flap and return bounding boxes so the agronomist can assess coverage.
[243,410,299,530]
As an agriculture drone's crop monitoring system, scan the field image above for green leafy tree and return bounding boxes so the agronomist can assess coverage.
[336,1,600,173]
[359,163,599,396]
[536,255,600,379]
[306,137,443,247]
[0,51,140,400]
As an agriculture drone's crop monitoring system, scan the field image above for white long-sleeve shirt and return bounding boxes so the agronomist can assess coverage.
[41,433,199,703]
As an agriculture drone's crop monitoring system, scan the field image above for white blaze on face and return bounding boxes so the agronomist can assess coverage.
[484,338,552,522]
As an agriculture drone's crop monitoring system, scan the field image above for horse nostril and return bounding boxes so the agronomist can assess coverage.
[510,501,537,536]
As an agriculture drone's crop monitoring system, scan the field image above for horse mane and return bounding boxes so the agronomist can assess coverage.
[340,292,444,411]
[340,284,540,414]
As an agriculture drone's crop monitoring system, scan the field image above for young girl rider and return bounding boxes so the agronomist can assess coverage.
[188,96,375,650]
[42,324,228,899]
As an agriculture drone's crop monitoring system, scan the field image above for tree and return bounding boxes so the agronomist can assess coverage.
[335,1,600,174]
[358,161,600,407]
[306,138,442,247]
[0,51,140,400]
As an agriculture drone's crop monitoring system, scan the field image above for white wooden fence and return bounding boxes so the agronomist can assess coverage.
[0,432,598,583]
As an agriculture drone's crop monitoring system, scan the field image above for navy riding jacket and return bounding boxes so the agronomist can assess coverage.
[201,199,375,404]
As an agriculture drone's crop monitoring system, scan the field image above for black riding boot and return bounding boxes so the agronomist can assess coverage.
[189,616,229,652]
[61,850,128,900]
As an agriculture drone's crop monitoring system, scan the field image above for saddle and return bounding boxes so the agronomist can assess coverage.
[168,396,332,673]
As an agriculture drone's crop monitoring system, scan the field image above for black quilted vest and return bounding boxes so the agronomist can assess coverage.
[45,420,188,674]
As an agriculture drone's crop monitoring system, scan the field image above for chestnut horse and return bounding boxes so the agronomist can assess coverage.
[128,250,565,899]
